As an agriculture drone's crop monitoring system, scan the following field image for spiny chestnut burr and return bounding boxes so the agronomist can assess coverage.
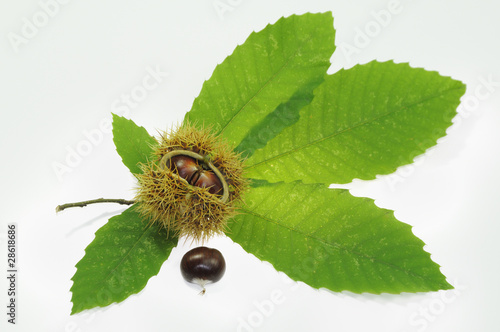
[134,123,248,242]
[180,246,226,295]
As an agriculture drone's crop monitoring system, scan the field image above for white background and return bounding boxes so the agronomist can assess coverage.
[1,0,499,331]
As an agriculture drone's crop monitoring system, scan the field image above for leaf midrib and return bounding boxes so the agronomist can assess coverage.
[245,85,463,170]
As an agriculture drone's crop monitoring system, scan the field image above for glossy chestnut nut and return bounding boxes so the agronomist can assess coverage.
[180,246,226,294]
[168,155,223,196]
[167,155,200,181]
[193,170,223,195]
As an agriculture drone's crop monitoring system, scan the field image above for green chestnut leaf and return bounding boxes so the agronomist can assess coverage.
[184,12,336,148]
[244,60,466,184]
[71,207,177,314]
[112,113,158,175]
[228,181,452,294]
[234,85,315,159]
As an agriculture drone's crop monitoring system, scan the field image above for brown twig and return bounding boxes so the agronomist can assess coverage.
[56,198,136,213]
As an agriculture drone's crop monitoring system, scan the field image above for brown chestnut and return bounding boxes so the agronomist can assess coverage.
[168,155,223,196]
[193,170,223,195]
[167,155,200,181]
[180,246,226,294]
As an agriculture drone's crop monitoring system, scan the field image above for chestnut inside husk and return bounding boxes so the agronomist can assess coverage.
[168,155,223,195]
